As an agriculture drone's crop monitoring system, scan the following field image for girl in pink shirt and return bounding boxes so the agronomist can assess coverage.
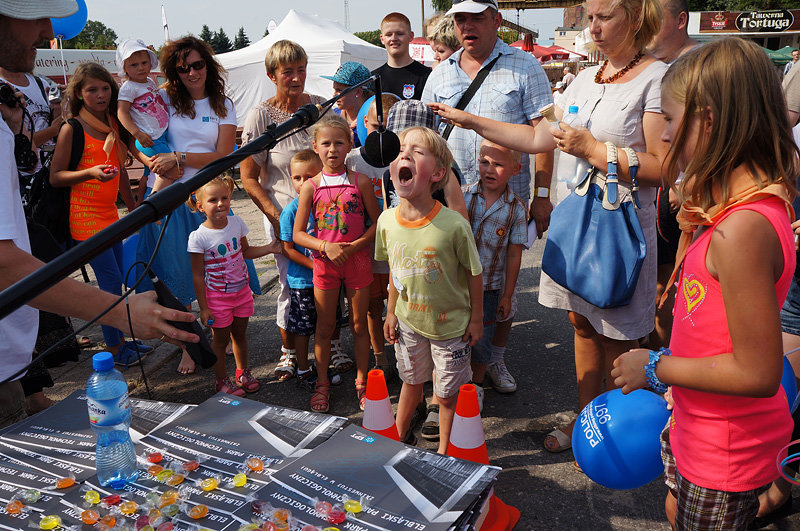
[612,38,798,530]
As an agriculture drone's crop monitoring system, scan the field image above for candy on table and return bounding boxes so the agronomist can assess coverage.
[181,459,200,472]
[139,527,155,531]
[5,500,24,515]
[147,508,162,521]
[359,494,370,511]
[147,464,164,476]
[159,490,179,508]
[101,494,121,507]
[156,469,175,483]
[120,500,139,514]
[135,514,150,530]
[301,526,320,531]
[187,503,209,519]
[20,489,41,504]
[272,507,290,522]
[343,498,362,514]
[326,505,346,525]
[245,457,264,472]
[322,527,341,531]
[228,473,247,488]
[273,520,289,531]
[313,499,332,516]
[54,474,76,489]
[99,514,116,528]
[146,451,163,463]
[198,477,219,492]
[81,509,100,525]
[143,492,160,508]
[83,489,100,506]
[156,522,174,531]
[165,473,184,486]
[161,503,180,518]
[237,524,260,531]
[259,522,277,531]
[250,499,270,515]
[38,515,61,530]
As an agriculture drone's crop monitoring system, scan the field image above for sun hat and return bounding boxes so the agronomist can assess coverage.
[321,61,372,87]
[446,0,499,16]
[116,39,159,76]
[0,0,77,19]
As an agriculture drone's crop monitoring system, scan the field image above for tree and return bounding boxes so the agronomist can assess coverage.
[431,0,452,12]
[212,28,232,54]
[354,30,383,47]
[263,26,270,37]
[61,20,117,50]
[233,27,250,50]
[199,24,214,45]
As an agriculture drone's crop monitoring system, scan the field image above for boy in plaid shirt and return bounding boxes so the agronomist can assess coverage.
[463,140,527,403]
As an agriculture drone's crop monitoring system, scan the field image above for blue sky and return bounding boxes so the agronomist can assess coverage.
[84,0,565,47]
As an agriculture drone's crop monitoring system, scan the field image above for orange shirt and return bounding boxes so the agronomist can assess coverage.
[69,132,121,241]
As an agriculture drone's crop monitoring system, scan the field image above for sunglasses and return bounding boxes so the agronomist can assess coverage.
[176,60,206,74]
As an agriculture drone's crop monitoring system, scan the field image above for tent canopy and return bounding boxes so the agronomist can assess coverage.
[762,45,794,66]
[218,10,386,124]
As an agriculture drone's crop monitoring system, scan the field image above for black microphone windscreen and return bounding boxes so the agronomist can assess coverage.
[363,129,400,168]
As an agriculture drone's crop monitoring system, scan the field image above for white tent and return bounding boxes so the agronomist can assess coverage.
[218,9,387,125]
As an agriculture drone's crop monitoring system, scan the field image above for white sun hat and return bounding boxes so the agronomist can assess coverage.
[0,0,78,20]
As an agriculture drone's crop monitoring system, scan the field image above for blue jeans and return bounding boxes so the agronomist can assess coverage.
[85,241,125,348]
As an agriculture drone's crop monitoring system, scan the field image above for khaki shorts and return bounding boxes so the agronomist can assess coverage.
[395,319,472,399]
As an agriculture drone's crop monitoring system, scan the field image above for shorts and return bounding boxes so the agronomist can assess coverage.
[206,285,254,328]
[661,422,763,530]
[394,318,472,398]
[370,273,389,300]
[656,186,681,266]
[781,275,800,335]
[286,288,348,337]
[313,247,372,291]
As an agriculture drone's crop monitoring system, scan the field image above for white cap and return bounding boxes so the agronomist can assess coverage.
[116,39,158,76]
[447,0,498,15]
[555,81,565,89]
[0,0,77,19]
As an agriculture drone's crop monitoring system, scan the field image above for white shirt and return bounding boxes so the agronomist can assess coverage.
[0,74,51,174]
[118,79,169,140]
[0,118,38,382]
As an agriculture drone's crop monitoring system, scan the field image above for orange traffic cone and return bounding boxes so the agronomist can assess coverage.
[446,384,519,531]
[362,369,400,441]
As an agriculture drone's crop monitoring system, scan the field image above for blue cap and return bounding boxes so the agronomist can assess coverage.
[321,61,372,87]
[568,105,579,114]
[92,351,114,371]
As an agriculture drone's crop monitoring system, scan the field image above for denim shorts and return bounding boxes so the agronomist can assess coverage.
[781,276,800,335]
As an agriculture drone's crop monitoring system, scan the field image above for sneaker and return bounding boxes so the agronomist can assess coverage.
[123,340,154,354]
[421,405,440,441]
[215,377,246,397]
[473,384,484,413]
[486,360,517,393]
[113,343,143,368]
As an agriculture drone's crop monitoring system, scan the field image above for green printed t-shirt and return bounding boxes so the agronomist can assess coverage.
[375,202,483,340]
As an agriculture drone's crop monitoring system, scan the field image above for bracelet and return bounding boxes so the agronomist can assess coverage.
[173,151,180,168]
[320,240,327,258]
[644,347,671,393]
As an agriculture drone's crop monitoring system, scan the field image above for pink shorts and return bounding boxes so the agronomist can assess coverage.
[313,247,373,291]
[206,285,254,328]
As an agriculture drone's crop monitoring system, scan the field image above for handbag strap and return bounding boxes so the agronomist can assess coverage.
[621,147,641,208]
[441,55,501,141]
[604,143,642,209]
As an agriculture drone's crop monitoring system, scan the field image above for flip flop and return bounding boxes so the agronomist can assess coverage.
[77,336,93,348]
[544,428,572,453]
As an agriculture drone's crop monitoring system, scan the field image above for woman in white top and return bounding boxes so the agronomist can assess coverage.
[429,0,669,460]
[135,36,261,375]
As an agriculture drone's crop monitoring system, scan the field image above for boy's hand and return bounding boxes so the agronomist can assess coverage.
[462,317,483,347]
[384,312,399,344]
[498,294,512,321]
[610,348,650,394]
[134,130,154,148]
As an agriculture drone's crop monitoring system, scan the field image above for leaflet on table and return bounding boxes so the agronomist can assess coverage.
[0,440,95,481]
[239,424,500,531]
[0,458,70,530]
[143,393,347,476]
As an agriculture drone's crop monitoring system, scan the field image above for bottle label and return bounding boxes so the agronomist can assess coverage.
[87,393,130,426]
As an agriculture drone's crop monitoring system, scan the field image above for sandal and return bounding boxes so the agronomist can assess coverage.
[275,347,296,381]
[311,381,331,413]
[330,343,354,373]
[236,369,260,393]
[355,379,367,411]
[77,335,93,348]
[544,428,572,453]
[421,404,440,441]
[215,377,246,398]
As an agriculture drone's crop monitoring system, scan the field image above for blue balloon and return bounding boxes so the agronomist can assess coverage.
[782,355,797,410]
[51,0,88,41]
[573,388,671,490]
[356,95,375,146]
[121,233,139,287]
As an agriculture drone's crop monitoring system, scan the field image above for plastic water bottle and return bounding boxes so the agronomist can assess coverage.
[556,105,591,189]
[86,352,139,489]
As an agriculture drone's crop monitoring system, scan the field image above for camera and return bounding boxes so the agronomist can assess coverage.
[0,82,19,108]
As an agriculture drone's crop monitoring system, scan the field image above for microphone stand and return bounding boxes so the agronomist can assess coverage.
[0,75,377,319]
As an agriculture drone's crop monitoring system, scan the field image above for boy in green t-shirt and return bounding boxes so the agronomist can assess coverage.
[375,127,483,454]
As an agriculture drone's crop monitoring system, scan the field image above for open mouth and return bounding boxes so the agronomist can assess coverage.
[398,167,413,183]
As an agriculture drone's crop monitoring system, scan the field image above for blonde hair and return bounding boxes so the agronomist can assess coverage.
[369,93,401,120]
[662,37,798,211]
[428,16,459,53]
[186,174,235,212]
[264,40,307,77]
[608,0,662,51]
[480,139,521,165]
[311,114,353,145]
[291,149,322,168]
[398,126,452,193]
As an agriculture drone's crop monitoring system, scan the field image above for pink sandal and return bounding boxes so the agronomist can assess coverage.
[236,369,260,393]
[215,377,245,397]
[311,381,331,413]
[355,378,367,411]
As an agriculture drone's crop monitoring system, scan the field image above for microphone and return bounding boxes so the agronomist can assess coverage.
[146,269,217,370]
[363,76,400,167]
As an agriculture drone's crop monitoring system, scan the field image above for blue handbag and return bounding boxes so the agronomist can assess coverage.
[542,143,646,308]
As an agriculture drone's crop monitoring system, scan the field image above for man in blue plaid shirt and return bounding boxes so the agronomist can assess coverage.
[422,0,555,238]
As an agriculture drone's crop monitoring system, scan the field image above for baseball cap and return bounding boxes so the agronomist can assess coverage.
[447,0,499,15]
[387,100,436,133]
[321,61,372,87]
[555,81,565,89]
[116,39,159,76]
[0,0,77,19]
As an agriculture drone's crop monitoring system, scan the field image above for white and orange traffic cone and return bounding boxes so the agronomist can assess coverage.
[447,383,520,531]
[362,369,400,441]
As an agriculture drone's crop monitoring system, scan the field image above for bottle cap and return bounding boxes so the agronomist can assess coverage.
[92,352,114,371]
[568,105,579,114]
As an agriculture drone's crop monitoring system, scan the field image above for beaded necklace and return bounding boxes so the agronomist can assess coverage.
[594,51,644,84]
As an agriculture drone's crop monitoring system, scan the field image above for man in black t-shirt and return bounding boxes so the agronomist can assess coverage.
[372,12,431,100]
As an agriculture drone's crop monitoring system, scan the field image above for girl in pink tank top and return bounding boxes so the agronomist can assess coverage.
[611,39,799,530]
[293,115,381,413]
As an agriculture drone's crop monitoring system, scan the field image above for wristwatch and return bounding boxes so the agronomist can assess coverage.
[534,186,550,199]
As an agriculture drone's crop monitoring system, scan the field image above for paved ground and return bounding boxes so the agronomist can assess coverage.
[39,183,798,530]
